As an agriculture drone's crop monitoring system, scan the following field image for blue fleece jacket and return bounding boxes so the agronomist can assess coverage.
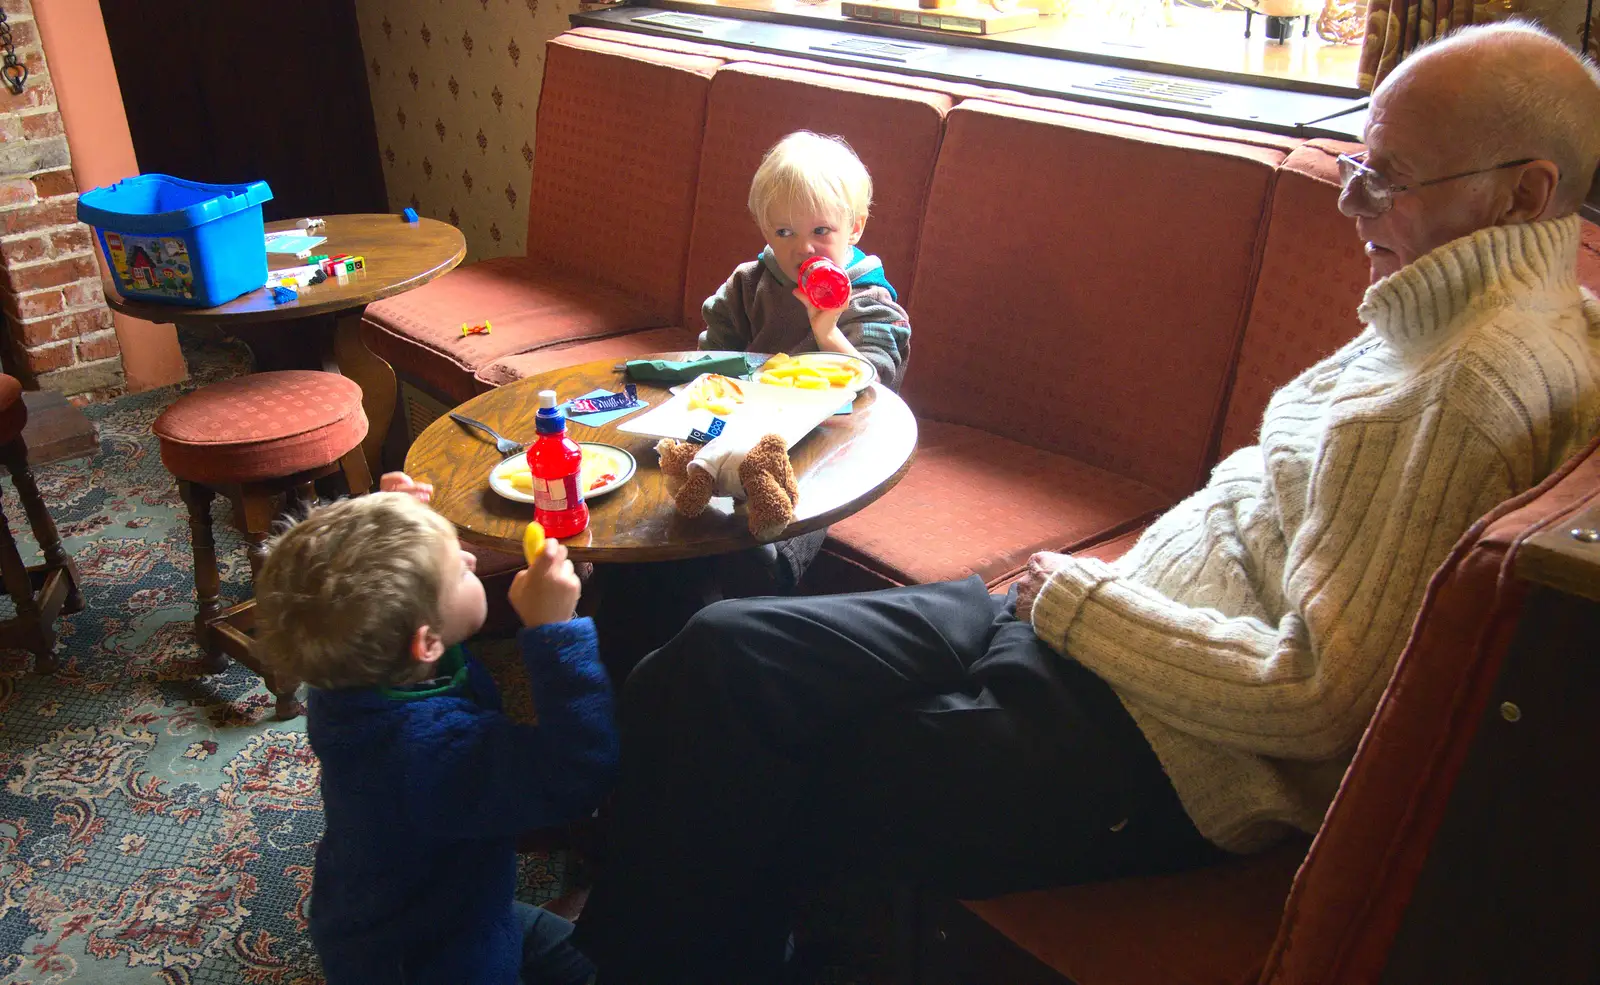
[306,620,617,985]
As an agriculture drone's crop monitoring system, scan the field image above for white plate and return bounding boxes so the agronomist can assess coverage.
[487,444,637,504]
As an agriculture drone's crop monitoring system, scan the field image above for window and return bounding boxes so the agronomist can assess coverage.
[628,0,1365,89]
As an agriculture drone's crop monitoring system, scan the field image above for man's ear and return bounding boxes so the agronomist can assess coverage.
[410,624,445,666]
[1501,159,1561,223]
[848,214,866,245]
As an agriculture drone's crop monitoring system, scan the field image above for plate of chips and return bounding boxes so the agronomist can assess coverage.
[488,444,637,504]
[754,352,876,393]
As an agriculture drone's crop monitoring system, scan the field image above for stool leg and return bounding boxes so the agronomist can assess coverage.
[339,445,374,497]
[3,438,83,614]
[242,485,303,720]
[294,481,318,518]
[179,480,229,675]
[0,489,52,673]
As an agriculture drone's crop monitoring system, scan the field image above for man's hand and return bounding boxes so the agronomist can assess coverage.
[380,472,434,504]
[509,539,582,628]
[1015,551,1072,624]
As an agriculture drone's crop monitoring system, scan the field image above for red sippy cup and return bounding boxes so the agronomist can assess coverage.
[797,256,851,310]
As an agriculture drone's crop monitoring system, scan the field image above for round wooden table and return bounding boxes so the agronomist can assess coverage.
[405,353,919,562]
[106,213,466,475]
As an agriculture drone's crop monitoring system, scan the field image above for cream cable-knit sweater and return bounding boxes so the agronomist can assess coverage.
[1033,215,1600,852]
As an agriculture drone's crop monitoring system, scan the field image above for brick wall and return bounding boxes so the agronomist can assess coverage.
[0,0,123,403]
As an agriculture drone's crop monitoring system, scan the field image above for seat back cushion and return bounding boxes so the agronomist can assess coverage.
[681,62,949,330]
[1218,140,1371,457]
[902,100,1283,500]
[525,34,722,323]
[1581,215,1600,293]
[1261,433,1600,985]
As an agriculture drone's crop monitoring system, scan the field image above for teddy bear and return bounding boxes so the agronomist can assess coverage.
[655,432,799,541]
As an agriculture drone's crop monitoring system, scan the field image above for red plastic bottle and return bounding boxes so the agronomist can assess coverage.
[526,389,590,539]
[798,255,851,310]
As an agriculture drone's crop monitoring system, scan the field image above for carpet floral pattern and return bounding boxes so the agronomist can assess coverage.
[0,335,564,984]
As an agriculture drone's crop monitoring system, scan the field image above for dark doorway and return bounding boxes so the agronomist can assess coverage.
[100,0,387,223]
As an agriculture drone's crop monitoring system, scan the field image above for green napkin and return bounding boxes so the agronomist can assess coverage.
[623,353,755,384]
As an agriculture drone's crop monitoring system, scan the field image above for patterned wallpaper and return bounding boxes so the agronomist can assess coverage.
[353,0,592,263]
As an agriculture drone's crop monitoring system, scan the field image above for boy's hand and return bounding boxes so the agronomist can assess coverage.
[509,540,582,628]
[792,289,859,356]
[380,472,434,504]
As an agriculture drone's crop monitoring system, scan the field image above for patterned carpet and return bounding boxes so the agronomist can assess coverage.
[0,334,565,984]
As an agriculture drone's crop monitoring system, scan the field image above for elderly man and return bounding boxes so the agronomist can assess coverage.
[576,22,1600,982]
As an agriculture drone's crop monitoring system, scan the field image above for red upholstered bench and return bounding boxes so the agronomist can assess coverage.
[154,370,372,719]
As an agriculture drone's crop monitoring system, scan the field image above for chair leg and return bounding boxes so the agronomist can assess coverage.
[179,480,229,674]
[339,443,374,497]
[2,437,83,614]
[241,484,303,720]
[0,489,53,673]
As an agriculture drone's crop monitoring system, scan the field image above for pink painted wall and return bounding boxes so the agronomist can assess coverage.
[34,0,185,392]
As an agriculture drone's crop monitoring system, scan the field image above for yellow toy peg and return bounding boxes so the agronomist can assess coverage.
[523,521,547,565]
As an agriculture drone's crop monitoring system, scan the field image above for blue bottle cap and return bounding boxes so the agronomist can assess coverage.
[535,390,565,435]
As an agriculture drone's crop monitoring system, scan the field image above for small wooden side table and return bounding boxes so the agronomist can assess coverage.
[105,213,467,480]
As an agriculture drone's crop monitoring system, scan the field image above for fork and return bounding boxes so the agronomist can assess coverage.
[449,413,525,456]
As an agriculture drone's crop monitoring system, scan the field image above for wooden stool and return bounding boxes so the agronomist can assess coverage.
[0,374,83,673]
[154,370,371,720]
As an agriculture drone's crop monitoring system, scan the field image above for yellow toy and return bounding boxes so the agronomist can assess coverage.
[523,521,546,564]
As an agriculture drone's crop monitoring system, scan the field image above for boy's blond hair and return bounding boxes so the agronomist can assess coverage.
[748,131,872,231]
[255,492,458,690]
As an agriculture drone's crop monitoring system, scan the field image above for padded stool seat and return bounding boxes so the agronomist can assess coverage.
[154,371,368,485]
[156,370,373,720]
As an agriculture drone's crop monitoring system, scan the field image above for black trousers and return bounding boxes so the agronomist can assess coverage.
[575,577,1221,984]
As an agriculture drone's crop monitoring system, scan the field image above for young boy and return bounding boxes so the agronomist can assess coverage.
[595,133,914,677]
[254,473,616,985]
[701,130,911,391]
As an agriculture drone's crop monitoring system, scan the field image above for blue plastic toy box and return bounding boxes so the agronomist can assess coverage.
[76,175,274,308]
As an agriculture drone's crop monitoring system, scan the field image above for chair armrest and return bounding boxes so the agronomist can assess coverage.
[1516,502,1600,602]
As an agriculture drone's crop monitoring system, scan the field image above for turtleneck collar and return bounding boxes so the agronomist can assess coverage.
[1357,214,1582,358]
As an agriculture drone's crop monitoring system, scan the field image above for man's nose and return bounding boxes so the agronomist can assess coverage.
[1338,182,1377,219]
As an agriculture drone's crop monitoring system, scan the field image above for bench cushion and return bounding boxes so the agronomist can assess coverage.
[362,258,670,403]
[823,420,1169,587]
[1218,140,1370,457]
[526,34,720,319]
[901,100,1283,501]
[473,327,698,391]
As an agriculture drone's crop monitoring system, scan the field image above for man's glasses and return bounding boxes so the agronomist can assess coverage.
[1336,151,1539,214]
